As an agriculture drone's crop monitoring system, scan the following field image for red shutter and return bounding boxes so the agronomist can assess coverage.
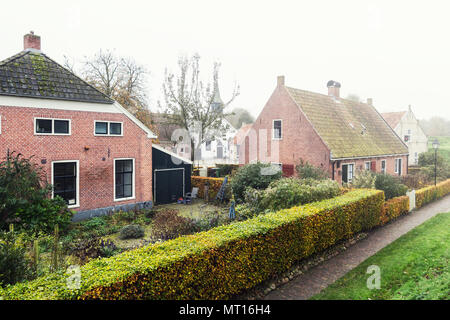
[371,161,376,172]
[282,164,294,177]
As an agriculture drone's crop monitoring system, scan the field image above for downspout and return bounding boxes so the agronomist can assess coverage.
[331,161,335,180]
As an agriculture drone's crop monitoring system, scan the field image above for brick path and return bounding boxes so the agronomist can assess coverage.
[264,195,450,300]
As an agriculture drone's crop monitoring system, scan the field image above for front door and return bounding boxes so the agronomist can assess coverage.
[342,164,348,183]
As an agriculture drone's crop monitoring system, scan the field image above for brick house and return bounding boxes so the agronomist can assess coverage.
[239,76,409,184]
[0,32,157,217]
[381,106,428,166]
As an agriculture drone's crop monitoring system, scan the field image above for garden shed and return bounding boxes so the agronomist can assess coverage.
[152,144,192,204]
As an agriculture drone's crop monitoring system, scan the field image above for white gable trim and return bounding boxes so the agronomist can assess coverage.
[112,102,157,139]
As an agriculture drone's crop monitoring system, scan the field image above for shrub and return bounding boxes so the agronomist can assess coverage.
[0,152,72,233]
[0,230,31,286]
[295,158,329,180]
[351,170,376,189]
[150,209,195,241]
[119,225,145,240]
[0,189,384,300]
[215,164,239,177]
[374,174,408,200]
[379,196,409,226]
[259,178,341,211]
[401,173,429,189]
[66,238,120,264]
[191,176,229,200]
[231,162,282,201]
[415,179,450,208]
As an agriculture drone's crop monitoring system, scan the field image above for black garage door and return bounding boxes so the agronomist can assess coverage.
[154,169,185,204]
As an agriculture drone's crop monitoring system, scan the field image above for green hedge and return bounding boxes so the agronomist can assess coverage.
[415,179,450,208]
[0,189,383,300]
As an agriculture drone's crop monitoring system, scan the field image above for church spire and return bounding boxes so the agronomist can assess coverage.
[211,73,224,112]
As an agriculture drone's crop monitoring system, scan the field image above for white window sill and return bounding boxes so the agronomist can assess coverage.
[114,196,135,202]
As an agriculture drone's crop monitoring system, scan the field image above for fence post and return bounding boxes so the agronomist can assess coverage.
[406,189,416,212]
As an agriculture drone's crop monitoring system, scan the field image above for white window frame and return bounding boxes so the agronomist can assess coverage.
[34,117,71,136]
[51,160,80,209]
[381,160,386,174]
[364,161,371,170]
[395,158,402,175]
[94,120,124,136]
[272,119,283,140]
[113,158,135,202]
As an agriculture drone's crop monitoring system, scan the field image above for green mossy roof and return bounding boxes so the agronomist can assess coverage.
[0,50,113,104]
[285,87,408,159]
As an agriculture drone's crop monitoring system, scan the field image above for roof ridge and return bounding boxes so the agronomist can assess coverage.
[0,50,30,67]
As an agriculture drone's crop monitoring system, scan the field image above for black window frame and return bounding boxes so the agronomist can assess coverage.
[53,161,77,206]
[35,118,70,135]
[115,159,134,200]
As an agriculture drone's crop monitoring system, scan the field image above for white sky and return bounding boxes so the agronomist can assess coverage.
[1,0,450,121]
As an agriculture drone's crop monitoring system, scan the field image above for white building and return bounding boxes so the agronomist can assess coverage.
[382,106,428,166]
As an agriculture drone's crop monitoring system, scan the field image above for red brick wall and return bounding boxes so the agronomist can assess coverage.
[239,84,408,184]
[239,85,331,175]
[0,105,152,211]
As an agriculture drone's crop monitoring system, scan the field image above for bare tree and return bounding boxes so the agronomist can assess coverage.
[63,50,156,136]
[158,54,239,161]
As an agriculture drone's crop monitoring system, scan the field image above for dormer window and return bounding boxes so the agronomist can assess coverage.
[95,121,123,136]
[35,118,70,135]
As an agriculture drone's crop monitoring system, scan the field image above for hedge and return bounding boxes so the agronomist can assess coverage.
[0,189,384,300]
[379,196,409,226]
[415,179,450,208]
[191,176,229,200]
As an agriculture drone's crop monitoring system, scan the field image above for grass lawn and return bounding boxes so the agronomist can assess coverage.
[311,212,450,300]
[428,136,450,163]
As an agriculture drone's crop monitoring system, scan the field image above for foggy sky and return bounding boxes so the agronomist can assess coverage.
[1,0,449,121]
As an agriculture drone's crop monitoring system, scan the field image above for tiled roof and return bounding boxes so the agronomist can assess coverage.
[0,50,113,104]
[285,87,408,159]
[380,111,406,129]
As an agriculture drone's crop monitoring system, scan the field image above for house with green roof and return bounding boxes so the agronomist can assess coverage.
[239,76,409,184]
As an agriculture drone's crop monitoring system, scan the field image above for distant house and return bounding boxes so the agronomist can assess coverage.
[239,76,409,184]
[152,81,238,165]
[233,123,252,163]
[381,106,428,165]
[0,32,157,217]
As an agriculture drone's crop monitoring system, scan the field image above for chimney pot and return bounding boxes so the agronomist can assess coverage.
[327,80,341,98]
[24,32,41,51]
[277,75,285,87]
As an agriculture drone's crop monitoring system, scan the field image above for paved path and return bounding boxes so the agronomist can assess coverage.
[264,195,450,300]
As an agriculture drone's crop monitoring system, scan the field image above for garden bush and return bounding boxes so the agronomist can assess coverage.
[351,170,377,189]
[191,176,230,200]
[0,230,31,286]
[0,189,384,299]
[231,162,282,201]
[150,209,195,241]
[295,159,329,180]
[259,178,341,211]
[0,152,72,233]
[119,225,145,240]
[415,179,450,208]
[379,196,409,226]
[374,174,408,200]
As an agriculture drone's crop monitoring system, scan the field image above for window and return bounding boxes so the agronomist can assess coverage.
[206,140,211,151]
[381,160,386,174]
[53,161,78,207]
[404,135,410,142]
[273,119,282,139]
[364,161,371,170]
[114,159,134,200]
[95,121,123,136]
[395,158,402,176]
[342,163,354,183]
[35,118,70,135]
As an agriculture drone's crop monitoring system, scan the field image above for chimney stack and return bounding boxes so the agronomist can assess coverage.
[277,75,285,87]
[327,80,341,98]
[367,98,373,105]
[24,31,41,51]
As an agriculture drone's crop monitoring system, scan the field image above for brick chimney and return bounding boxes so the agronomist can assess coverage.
[24,31,41,51]
[277,75,285,87]
[327,80,341,98]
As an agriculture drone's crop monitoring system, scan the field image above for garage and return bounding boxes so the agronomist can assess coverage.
[152,144,192,204]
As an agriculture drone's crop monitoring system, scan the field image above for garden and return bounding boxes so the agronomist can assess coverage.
[1,153,449,299]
